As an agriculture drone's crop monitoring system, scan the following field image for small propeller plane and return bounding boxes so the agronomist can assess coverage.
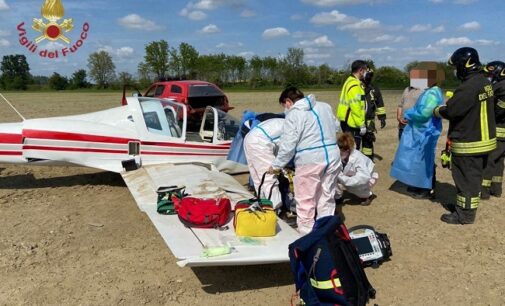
[0,94,299,267]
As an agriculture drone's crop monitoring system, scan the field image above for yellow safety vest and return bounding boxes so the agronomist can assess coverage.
[337,76,366,128]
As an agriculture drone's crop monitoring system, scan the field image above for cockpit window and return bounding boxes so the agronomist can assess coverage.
[140,100,182,138]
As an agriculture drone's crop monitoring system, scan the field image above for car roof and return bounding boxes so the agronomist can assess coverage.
[153,80,214,86]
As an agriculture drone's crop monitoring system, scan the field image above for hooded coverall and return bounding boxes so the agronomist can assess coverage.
[244,118,284,209]
[338,148,378,199]
[272,95,342,234]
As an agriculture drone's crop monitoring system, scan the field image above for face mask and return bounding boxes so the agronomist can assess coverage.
[341,150,350,160]
[284,106,290,114]
[453,69,458,78]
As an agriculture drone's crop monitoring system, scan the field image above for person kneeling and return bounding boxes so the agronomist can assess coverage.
[336,133,378,206]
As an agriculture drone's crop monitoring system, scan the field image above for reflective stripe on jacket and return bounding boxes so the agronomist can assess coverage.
[337,76,366,128]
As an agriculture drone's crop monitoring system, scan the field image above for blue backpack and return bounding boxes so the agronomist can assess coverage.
[289,216,376,306]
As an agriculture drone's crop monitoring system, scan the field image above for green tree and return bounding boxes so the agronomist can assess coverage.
[281,48,307,87]
[168,47,181,78]
[69,69,90,89]
[48,72,68,90]
[179,42,199,78]
[87,50,116,89]
[0,54,31,90]
[117,71,135,87]
[374,66,409,88]
[144,40,169,80]
[137,62,154,89]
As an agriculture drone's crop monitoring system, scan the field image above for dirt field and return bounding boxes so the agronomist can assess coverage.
[1,90,504,305]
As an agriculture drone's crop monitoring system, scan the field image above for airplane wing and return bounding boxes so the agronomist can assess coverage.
[121,163,300,267]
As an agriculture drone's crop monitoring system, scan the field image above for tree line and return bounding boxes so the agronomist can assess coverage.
[0,40,460,91]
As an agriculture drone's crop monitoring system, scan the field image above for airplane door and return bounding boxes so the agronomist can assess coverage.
[199,106,239,144]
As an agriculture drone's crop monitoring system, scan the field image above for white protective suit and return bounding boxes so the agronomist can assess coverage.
[338,149,378,199]
[272,94,342,234]
[243,118,284,209]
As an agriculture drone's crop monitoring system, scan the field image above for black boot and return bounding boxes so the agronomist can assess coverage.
[490,182,502,197]
[481,186,491,200]
[441,206,476,224]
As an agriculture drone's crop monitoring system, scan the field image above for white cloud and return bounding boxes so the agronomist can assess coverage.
[459,21,480,31]
[305,52,331,59]
[310,10,349,25]
[200,24,220,34]
[0,0,9,10]
[299,35,334,47]
[240,9,256,17]
[189,11,208,20]
[403,44,442,56]
[216,42,243,48]
[435,36,498,46]
[262,27,290,39]
[340,18,380,30]
[302,0,384,6]
[409,24,432,32]
[429,0,443,3]
[0,29,10,37]
[238,51,255,58]
[454,0,477,4]
[410,24,444,33]
[118,14,161,31]
[355,46,394,54]
[0,38,10,47]
[291,14,304,21]
[180,0,247,20]
[368,34,406,43]
[98,46,135,59]
[41,41,66,51]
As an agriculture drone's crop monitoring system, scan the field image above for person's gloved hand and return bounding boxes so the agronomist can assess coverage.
[380,118,386,129]
[359,125,367,136]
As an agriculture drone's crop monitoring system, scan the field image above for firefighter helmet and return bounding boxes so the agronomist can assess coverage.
[448,47,481,80]
[363,68,374,85]
[484,61,505,83]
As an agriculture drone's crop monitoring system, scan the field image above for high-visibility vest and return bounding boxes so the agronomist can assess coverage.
[337,75,366,128]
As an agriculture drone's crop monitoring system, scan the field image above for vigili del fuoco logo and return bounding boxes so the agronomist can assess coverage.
[16,0,90,59]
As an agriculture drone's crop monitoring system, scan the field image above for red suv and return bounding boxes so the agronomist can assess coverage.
[143,80,232,114]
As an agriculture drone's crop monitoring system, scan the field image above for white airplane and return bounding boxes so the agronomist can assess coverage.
[0,94,299,267]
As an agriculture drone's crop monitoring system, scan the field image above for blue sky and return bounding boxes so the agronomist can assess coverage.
[0,0,503,77]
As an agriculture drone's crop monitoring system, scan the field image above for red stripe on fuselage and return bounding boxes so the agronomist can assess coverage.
[23,145,128,154]
[141,151,228,156]
[0,151,22,156]
[141,141,230,149]
[0,133,23,144]
[23,129,134,144]
[23,130,231,150]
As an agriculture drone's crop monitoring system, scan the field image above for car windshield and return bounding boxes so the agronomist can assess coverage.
[189,84,224,97]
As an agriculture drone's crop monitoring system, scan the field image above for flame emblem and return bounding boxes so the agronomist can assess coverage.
[32,0,74,44]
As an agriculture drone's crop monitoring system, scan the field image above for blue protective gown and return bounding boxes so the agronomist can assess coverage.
[390,86,443,189]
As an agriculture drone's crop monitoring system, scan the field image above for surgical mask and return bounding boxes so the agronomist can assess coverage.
[284,107,290,114]
[453,69,458,78]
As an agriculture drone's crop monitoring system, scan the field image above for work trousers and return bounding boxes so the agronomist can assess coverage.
[482,140,505,196]
[294,162,341,235]
[361,132,375,160]
[452,154,488,209]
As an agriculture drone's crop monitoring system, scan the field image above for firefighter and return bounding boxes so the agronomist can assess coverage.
[433,47,496,224]
[481,61,505,199]
[337,60,367,150]
[362,68,386,160]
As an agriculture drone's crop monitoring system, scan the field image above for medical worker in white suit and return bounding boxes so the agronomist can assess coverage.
[270,87,342,235]
[336,133,378,205]
[243,118,285,209]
